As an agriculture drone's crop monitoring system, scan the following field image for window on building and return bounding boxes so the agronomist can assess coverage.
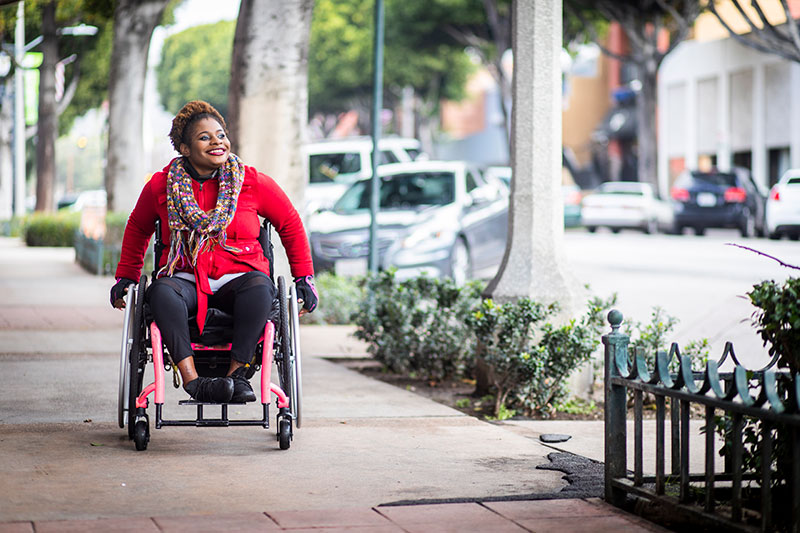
[733,151,752,173]
[768,147,790,187]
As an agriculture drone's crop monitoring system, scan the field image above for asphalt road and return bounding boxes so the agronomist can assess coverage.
[562,228,800,370]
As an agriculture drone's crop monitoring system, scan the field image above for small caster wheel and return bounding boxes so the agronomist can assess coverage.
[278,418,291,450]
[133,419,149,451]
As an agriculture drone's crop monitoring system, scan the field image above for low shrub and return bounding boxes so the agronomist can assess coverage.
[0,216,26,237]
[300,272,365,325]
[24,212,81,247]
[468,296,612,417]
[748,277,800,373]
[352,270,484,381]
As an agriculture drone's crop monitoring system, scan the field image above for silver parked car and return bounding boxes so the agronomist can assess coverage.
[307,161,508,284]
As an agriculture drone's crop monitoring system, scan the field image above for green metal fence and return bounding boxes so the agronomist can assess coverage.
[603,309,800,532]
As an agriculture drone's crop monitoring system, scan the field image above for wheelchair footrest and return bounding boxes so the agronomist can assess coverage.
[178,399,247,406]
[155,402,270,429]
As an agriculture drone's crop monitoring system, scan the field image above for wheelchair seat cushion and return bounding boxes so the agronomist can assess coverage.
[189,308,234,346]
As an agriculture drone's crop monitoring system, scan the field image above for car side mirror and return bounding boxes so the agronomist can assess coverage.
[469,187,496,206]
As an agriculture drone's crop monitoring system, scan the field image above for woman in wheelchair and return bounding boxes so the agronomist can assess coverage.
[109,100,318,404]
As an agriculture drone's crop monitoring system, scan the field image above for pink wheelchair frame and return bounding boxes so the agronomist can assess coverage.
[118,221,302,451]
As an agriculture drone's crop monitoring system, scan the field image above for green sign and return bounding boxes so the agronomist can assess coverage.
[23,52,42,126]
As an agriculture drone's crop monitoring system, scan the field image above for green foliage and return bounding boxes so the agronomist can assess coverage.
[352,270,483,381]
[626,306,678,360]
[0,1,115,135]
[103,211,128,245]
[23,212,80,246]
[556,396,597,415]
[300,272,365,325]
[748,278,800,374]
[0,216,27,237]
[156,20,235,118]
[467,295,613,417]
[308,0,473,116]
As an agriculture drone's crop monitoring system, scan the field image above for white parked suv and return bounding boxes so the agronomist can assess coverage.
[766,168,800,240]
[303,136,424,215]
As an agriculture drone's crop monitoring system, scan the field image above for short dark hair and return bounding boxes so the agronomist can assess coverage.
[168,100,228,152]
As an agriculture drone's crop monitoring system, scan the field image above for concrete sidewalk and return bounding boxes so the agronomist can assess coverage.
[0,237,664,532]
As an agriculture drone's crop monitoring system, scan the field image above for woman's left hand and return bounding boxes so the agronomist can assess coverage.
[294,275,318,314]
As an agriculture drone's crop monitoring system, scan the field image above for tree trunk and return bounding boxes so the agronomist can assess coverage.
[105,0,168,213]
[0,77,13,220]
[228,0,314,277]
[34,1,57,212]
[483,0,578,310]
[636,66,659,195]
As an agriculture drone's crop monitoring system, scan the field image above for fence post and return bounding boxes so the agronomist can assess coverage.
[603,309,629,506]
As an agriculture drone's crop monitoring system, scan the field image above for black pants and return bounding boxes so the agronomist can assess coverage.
[146,271,275,365]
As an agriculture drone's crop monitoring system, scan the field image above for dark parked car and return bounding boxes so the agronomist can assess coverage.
[670,168,766,236]
[307,161,508,285]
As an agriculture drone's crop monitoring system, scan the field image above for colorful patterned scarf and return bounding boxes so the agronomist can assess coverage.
[159,154,245,276]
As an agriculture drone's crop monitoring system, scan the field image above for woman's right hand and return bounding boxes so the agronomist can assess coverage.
[110,278,136,309]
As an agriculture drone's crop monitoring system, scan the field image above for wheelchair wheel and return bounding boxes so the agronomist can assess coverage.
[288,285,304,428]
[278,417,291,450]
[117,281,138,428]
[276,277,293,404]
[127,275,148,440]
[133,409,150,451]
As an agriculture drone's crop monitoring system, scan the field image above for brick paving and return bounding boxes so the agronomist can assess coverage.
[0,499,669,532]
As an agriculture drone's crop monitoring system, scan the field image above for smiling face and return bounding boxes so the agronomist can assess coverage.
[179,117,231,175]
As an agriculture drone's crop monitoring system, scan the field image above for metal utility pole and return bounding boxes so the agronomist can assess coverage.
[13,1,25,216]
[368,0,384,274]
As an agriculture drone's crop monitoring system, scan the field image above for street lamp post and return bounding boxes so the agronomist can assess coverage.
[13,1,24,216]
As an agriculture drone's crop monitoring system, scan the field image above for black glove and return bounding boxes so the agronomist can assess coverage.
[110,277,136,308]
[293,275,318,313]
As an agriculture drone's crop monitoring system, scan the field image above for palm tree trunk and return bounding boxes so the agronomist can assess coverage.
[105,0,168,213]
[228,0,314,277]
[34,1,57,212]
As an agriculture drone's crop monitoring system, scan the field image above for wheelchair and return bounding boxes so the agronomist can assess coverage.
[117,220,303,451]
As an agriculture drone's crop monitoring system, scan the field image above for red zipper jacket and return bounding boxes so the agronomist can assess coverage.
[115,159,313,332]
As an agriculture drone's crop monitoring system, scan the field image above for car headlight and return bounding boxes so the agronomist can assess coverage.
[401,227,452,250]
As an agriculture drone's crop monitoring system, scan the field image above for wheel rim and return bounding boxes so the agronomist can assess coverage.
[117,286,136,428]
[450,239,469,286]
[289,285,303,428]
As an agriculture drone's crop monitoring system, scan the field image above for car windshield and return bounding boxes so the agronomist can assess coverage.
[333,172,456,213]
[309,152,362,183]
[680,171,737,187]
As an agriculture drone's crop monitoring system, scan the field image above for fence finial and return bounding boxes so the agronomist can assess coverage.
[608,309,623,332]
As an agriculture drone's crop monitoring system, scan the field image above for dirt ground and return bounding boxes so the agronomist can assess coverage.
[333,359,605,421]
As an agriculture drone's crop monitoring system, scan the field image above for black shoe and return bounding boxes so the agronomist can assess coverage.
[229,366,256,403]
[184,376,234,403]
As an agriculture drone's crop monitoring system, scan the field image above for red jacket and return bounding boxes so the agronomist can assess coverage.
[115,160,313,331]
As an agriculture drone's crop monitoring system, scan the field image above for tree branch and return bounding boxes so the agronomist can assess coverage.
[563,2,632,63]
[750,0,786,43]
[780,0,800,54]
[709,0,800,62]
[725,242,800,270]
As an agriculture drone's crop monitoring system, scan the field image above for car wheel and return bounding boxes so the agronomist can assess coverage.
[587,226,597,233]
[611,228,621,234]
[740,209,755,238]
[694,227,706,236]
[449,238,471,287]
[644,219,658,235]
[790,233,800,241]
